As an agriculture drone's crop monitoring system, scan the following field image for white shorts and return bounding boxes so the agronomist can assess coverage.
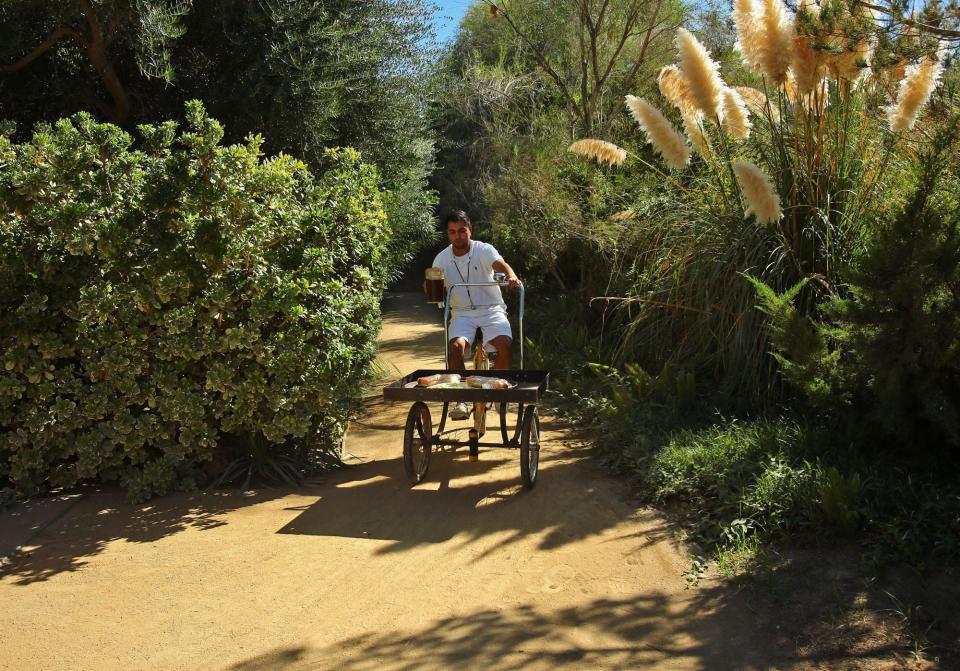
[449,310,512,348]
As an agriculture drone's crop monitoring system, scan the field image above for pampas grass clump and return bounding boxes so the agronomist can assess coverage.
[887,54,944,132]
[568,139,627,166]
[733,161,782,224]
[721,88,752,139]
[676,28,725,120]
[625,95,692,169]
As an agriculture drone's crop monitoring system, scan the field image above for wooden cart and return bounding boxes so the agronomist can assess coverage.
[382,369,549,488]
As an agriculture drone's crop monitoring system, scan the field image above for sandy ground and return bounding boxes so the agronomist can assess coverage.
[0,292,780,671]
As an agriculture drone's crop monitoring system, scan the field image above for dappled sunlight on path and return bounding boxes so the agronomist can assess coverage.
[227,590,774,671]
[0,291,789,670]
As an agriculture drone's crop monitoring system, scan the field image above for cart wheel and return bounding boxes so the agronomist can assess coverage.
[519,405,540,489]
[403,401,432,485]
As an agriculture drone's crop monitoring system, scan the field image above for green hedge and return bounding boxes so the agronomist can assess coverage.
[0,102,388,501]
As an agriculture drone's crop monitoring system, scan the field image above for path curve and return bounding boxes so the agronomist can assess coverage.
[0,292,770,670]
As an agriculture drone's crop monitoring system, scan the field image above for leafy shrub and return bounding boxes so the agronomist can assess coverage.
[872,477,960,563]
[647,418,821,545]
[0,102,388,501]
[751,114,960,451]
[742,456,820,534]
[818,466,862,531]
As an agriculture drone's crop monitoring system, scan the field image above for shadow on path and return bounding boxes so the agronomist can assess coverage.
[0,489,291,585]
[227,585,907,671]
[279,434,672,558]
[225,590,794,671]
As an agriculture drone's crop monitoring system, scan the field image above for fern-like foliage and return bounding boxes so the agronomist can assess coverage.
[749,112,960,450]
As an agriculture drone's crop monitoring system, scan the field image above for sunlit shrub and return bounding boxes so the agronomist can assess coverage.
[0,102,388,501]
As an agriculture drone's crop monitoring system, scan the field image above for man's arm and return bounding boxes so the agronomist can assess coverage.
[492,259,522,288]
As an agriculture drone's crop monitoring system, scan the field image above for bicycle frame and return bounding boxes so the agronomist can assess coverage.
[442,281,525,369]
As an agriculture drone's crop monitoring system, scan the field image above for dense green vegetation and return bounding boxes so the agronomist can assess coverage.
[0,0,438,499]
[0,0,438,277]
[432,0,960,573]
[0,103,388,501]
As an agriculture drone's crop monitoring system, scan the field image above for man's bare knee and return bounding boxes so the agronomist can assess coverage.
[490,335,512,369]
[448,338,468,368]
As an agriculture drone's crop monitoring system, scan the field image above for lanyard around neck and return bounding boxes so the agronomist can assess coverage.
[452,248,475,309]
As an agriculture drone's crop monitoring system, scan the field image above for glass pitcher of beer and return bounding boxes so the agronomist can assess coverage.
[424,267,445,303]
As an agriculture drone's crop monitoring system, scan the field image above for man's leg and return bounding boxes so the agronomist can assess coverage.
[447,337,472,420]
[448,337,469,369]
[489,335,512,370]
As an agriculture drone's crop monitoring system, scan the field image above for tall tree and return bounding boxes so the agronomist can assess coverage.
[429,0,683,293]
[479,0,684,136]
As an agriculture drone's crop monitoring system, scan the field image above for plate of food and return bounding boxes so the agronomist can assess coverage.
[403,373,516,390]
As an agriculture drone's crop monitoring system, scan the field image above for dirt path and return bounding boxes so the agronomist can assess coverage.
[0,292,777,670]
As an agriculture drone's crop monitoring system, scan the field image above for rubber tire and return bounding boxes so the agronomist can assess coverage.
[519,405,540,489]
[403,401,432,485]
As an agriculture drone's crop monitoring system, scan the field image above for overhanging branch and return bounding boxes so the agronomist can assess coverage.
[858,1,960,40]
[0,25,85,74]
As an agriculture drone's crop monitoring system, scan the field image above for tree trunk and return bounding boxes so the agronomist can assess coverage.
[79,0,130,125]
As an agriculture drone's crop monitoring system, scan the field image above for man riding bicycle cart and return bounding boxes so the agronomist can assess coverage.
[383,210,548,488]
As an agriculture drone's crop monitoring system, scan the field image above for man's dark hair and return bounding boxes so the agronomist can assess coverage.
[445,209,471,228]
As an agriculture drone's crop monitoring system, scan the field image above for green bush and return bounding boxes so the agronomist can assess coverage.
[751,114,960,451]
[648,418,822,546]
[0,102,388,501]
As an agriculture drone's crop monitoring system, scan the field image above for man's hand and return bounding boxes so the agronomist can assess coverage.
[493,259,522,289]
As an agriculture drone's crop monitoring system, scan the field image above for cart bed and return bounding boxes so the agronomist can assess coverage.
[383,369,549,403]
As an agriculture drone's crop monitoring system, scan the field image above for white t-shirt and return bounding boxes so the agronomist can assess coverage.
[432,241,506,316]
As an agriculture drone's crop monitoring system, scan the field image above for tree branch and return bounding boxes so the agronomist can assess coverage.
[605,0,670,130]
[484,0,583,127]
[78,0,130,124]
[595,0,644,90]
[0,25,85,74]
[858,1,960,40]
[577,2,592,133]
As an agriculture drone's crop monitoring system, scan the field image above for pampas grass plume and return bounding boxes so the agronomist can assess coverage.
[830,42,874,83]
[758,0,794,85]
[733,161,782,224]
[625,95,692,170]
[732,0,763,71]
[658,65,696,113]
[569,139,627,166]
[888,53,944,132]
[676,28,725,120]
[735,86,779,123]
[721,88,752,139]
[791,0,825,97]
[825,4,875,83]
